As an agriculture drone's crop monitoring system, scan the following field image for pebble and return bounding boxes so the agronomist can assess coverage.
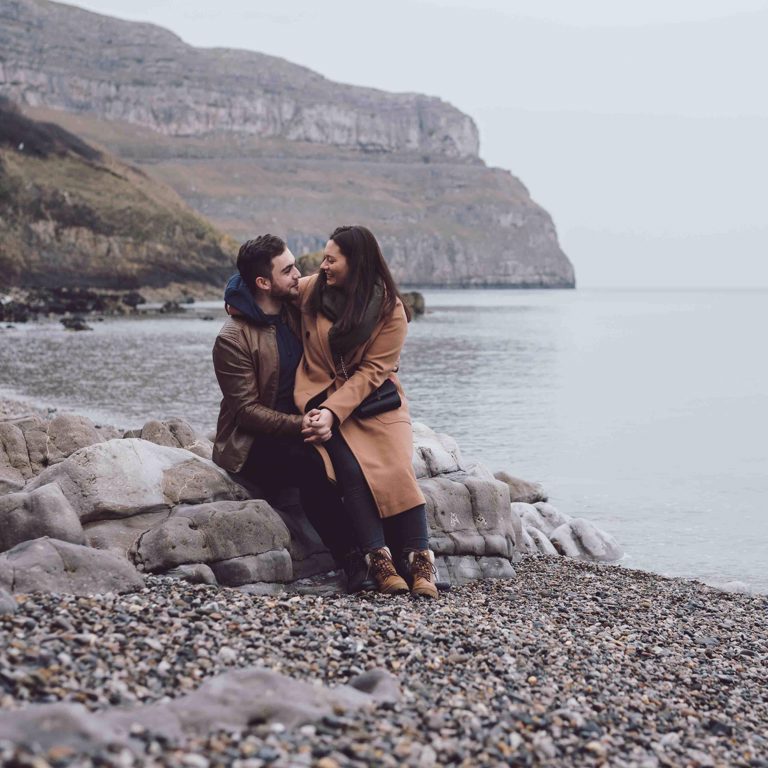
[1,557,766,767]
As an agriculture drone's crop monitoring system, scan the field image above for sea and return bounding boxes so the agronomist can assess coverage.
[1,288,766,592]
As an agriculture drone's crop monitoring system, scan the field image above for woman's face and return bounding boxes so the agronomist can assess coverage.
[321,240,350,289]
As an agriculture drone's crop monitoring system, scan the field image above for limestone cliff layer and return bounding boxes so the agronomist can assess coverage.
[0,0,575,288]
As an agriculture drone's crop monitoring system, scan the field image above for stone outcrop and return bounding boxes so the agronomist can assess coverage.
[0,0,575,289]
[0,666,400,755]
[0,405,621,594]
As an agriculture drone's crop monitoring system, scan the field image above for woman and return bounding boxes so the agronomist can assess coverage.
[295,225,437,598]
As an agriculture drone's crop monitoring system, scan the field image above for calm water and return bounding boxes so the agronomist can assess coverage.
[1,289,766,591]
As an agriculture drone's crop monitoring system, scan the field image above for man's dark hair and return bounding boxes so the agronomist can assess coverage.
[237,234,286,290]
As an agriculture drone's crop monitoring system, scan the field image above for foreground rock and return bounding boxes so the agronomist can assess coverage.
[0,537,144,595]
[0,560,764,767]
[0,666,399,755]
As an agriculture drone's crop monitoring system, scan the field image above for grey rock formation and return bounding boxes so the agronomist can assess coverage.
[0,0,575,289]
[0,0,476,158]
[0,537,144,595]
[163,563,218,586]
[0,666,400,754]
[0,483,85,552]
[210,550,293,587]
[27,438,247,522]
[494,471,548,504]
[137,417,213,459]
[549,519,623,562]
[0,420,32,492]
[131,499,290,572]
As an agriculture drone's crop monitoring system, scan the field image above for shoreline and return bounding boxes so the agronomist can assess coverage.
[2,557,766,765]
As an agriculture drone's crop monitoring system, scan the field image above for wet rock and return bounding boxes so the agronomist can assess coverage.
[0,483,85,552]
[132,500,290,572]
[27,438,247,523]
[0,537,144,595]
[494,471,548,504]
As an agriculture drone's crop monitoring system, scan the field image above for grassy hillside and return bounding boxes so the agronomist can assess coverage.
[0,98,236,291]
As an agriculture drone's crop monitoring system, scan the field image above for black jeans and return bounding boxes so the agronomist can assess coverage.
[232,435,353,563]
[323,431,429,555]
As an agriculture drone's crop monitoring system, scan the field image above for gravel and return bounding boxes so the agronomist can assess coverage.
[1,556,767,767]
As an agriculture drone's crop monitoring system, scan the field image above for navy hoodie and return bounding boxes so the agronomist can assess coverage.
[224,274,302,415]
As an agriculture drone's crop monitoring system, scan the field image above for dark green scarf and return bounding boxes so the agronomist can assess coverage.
[321,281,385,359]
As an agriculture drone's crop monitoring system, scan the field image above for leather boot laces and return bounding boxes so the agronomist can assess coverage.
[411,551,436,582]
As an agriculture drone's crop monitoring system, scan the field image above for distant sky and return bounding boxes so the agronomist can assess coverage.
[70,0,768,287]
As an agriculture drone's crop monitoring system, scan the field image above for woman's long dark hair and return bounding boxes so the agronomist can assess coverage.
[309,225,412,332]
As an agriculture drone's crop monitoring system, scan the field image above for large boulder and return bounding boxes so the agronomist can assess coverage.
[27,439,247,523]
[0,483,85,552]
[45,413,104,464]
[412,422,463,478]
[84,510,171,558]
[0,537,144,595]
[210,550,293,587]
[0,586,16,615]
[131,499,290,572]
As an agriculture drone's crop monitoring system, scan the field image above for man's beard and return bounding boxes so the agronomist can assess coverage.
[270,284,298,300]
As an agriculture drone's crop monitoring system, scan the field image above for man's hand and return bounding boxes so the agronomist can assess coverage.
[301,408,334,444]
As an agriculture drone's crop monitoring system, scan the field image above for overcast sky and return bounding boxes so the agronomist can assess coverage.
[71,0,768,287]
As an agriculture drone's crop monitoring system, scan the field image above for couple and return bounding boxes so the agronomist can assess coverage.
[211,225,438,598]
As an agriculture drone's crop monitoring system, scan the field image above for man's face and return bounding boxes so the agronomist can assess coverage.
[267,249,300,299]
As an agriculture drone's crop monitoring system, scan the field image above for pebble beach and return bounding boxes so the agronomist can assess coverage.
[2,557,766,767]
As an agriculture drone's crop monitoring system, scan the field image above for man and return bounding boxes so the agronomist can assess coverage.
[212,234,370,591]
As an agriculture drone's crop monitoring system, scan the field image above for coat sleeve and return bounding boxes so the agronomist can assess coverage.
[320,303,407,425]
[212,331,303,437]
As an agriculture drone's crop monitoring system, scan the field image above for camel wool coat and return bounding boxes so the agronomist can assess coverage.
[294,275,425,519]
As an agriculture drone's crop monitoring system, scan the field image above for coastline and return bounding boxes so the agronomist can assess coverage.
[2,557,765,766]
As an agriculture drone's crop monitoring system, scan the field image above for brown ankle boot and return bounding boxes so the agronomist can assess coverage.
[408,550,438,599]
[365,547,409,594]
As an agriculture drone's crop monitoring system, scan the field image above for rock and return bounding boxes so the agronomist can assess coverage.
[45,412,104,464]
[437,555,516,586]
[526,526,559,556]
[27,439,247,523]
[412,422,463,478]
[13,414,50,474]
[512,502,552,534]
[138,417,213,459]
[494,471,548,504]
[131,499,290,572]
[0,537,144,595]
[0,420,33,484]
[164,563,218,586]
[139,419,178,448]
[210,549,293,587]
[534,501,571,531]
[60,315,92,331]
[549,518,623,562]
[0,483,85,552]
[0,665,399,754]
[0,464,25,495]
[84,510,171,558]
[0,586,17,614]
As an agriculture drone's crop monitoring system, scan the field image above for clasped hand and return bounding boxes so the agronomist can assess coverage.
[301,408,334,444]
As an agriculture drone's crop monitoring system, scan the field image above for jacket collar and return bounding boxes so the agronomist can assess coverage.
[224,273,278,326]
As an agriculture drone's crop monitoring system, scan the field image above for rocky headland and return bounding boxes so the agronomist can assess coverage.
[0,98,235,294]
[0,0,575,289]
[1,398,766,766]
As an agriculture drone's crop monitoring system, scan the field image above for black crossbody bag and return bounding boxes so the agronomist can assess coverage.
[339,355,402,418]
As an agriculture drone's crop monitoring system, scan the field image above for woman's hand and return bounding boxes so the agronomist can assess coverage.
[301,408,334,444]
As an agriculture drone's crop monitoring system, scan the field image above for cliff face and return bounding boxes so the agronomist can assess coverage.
[0,0,575,288]
[0,99,235,290]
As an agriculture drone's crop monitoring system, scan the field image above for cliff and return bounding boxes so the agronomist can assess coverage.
[0,0,575,288]
[0,98,235,290]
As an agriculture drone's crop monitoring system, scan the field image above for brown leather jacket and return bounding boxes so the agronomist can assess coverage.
[212,308,303,473]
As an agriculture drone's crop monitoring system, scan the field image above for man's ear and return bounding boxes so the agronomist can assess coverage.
[254,276,271,292]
